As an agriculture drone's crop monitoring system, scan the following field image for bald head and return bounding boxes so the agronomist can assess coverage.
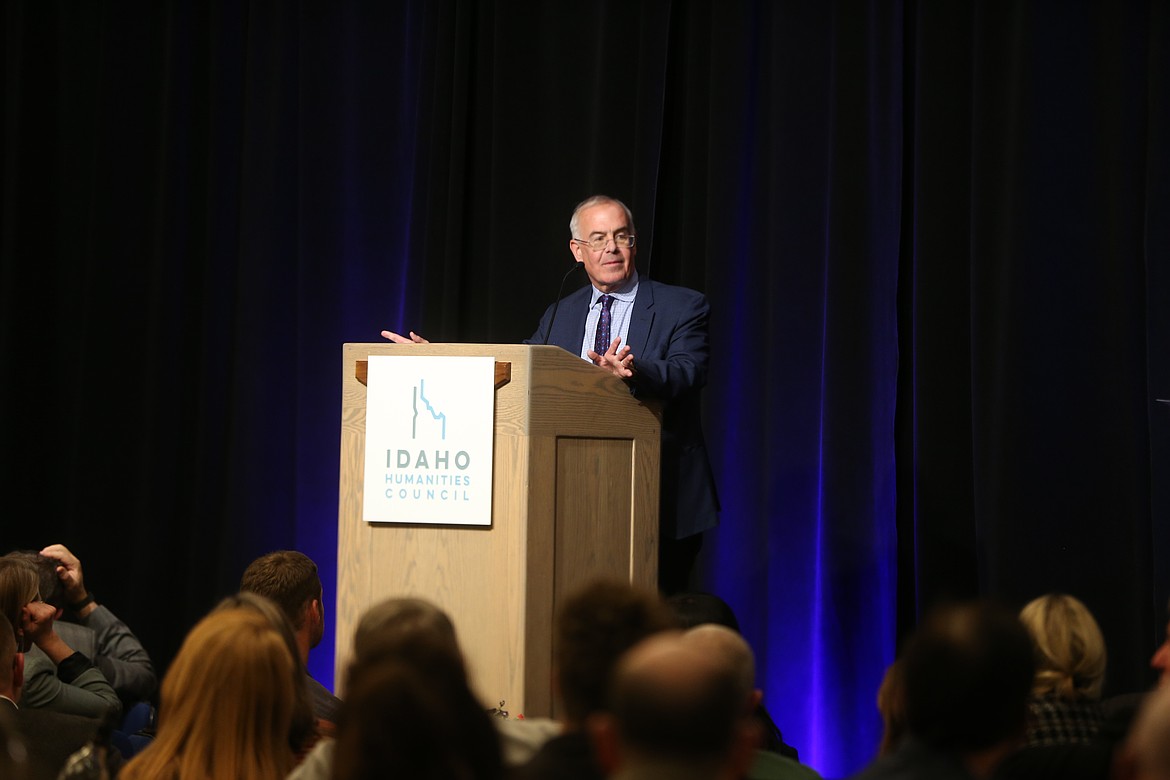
[681,624,755,703]
[607,632,744,762]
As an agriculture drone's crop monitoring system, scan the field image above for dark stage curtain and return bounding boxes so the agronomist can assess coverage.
[2,2,1166,776]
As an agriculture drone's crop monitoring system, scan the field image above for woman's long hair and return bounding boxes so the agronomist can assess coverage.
[0,560,39,651]
[120,607,297,780]
[213,591,318,752]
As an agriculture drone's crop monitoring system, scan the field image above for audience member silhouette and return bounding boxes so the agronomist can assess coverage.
[875,659,907,756]
[288,595,504,780]
[515,578,677,780]
[240,551,342,726]
[0,557,120,722]
[0,700,26,780]
[590,631,758,780]
[1116,682,1170,780]
[214,592,319,756]
[4,545,156,710]
[993,593,1113,780]
[1017,593,1106,745]
[0,610,122,780]
[667,590,802,762]
[119,607,298,780]
[848,600,1035,780]
[1096,597,1170,758]
[1151,600,1170,690]
[681,624,822,780]
[333,634,505,780]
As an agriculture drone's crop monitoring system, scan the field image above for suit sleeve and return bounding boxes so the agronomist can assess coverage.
[522,301,558,346]
[629,290,710,402]
[20,647,122,721]
[76,605,157,704]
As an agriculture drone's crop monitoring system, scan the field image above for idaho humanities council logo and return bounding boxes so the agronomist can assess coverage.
[363,355,494,526]
[383,379,473,503]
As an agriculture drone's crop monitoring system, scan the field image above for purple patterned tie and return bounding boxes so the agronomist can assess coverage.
[594,294,614,355]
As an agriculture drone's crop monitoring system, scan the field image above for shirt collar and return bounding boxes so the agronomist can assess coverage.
[591,271,639,304]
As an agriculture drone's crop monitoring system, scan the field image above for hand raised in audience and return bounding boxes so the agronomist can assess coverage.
[40,543,92,612]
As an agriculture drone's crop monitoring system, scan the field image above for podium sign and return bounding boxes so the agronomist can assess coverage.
[362,355,495,525]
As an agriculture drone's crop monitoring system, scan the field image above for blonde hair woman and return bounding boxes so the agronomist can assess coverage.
[120,607,297,779]
[1018,593,1107,746]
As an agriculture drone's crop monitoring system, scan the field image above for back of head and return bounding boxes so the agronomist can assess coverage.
[214,592,316,750]
[681,624,756,705]
[555,578,677,724]
[1018,593,1106,701]
[352,597,459,661]
[239,551,321,630]
[121,607,297,780]
[608,633,745,765]
[667,592,742,632]
[902,600,1036,752]
[346,597,466,695]
[336,654,503,780]
[216,591,302,668]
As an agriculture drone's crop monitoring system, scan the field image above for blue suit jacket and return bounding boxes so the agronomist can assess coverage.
[526,278,720,539]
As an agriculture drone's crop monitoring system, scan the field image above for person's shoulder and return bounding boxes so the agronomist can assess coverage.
[287,737,335,780]
[641,279,709,309]
[55,620,98,654]
[306,673,342,722]
[748,749,824,780]
[20,646,56,680]
[644,278,705,296]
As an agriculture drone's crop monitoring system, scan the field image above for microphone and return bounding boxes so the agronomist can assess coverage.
[542,263,584,345]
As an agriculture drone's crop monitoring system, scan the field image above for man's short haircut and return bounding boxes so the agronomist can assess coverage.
[569,195,636,239]
[554,578,677,723]
[902,600,1036,751]
[240,551,322,630]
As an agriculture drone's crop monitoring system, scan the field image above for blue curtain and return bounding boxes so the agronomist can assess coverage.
[2,2,1166,776]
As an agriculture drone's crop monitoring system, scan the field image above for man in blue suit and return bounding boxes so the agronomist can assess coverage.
[524,195,719,593]
[384,195,719,592]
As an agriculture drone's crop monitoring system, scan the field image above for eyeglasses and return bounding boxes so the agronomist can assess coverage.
[573,232,636,251]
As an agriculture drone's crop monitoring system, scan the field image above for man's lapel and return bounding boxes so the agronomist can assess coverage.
[627,280,655,358]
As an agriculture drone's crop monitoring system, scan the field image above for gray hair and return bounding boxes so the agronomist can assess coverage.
[569,195,636,238]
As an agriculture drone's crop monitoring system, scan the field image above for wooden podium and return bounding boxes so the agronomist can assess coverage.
[335,343,661,717]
